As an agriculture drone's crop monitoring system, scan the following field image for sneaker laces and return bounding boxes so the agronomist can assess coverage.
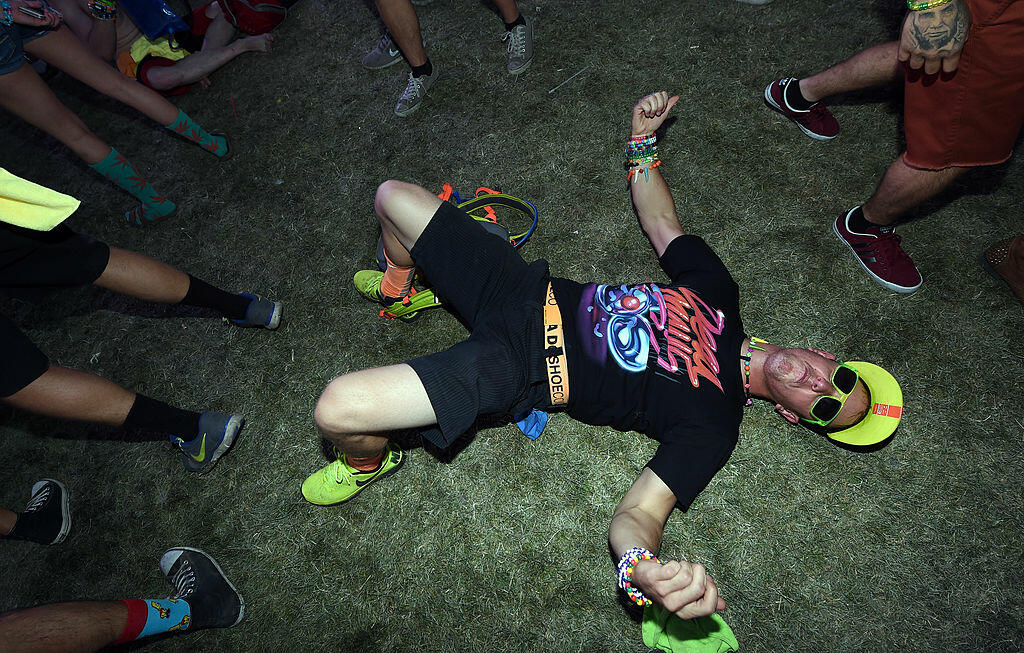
[503,25,528,57]
[23,485,51,513]
[168,558,198,600]
[871,233,911,269]
[399,74,426,102]
[373,31,394,54]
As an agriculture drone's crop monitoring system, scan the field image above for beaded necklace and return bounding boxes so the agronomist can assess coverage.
[740,336,768,406]
[1,0,14,26]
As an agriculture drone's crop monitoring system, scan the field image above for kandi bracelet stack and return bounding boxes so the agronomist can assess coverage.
[617,546,660,606]
[626,134,662,182]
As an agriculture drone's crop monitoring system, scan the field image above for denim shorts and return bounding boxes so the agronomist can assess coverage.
[0,22,52,76]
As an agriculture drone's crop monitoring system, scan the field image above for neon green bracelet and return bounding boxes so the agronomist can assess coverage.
[907,0,953,11]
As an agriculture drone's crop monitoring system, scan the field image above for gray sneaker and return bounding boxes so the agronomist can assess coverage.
[502,15,533,75]
[362,31,403,70]
[394,66,439,117]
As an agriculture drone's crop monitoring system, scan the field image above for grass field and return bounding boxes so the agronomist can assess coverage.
[2,0,1023,651]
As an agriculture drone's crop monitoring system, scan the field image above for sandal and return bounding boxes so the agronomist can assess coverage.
[979,235,1024,305]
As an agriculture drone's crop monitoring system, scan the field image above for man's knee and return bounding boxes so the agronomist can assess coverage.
[314,375,374,435]
[143,65,184,92]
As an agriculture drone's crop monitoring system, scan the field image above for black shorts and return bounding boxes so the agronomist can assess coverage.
[0,312,48,397]
[406,201,551,449]
[0,222,110,300]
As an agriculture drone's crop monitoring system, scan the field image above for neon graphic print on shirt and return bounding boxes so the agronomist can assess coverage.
[578,283,727,391]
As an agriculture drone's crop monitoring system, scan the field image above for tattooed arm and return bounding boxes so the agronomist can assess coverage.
[898,0,972,74]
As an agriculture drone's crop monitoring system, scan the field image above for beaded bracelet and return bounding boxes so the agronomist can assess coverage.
[1,0,13,26]
[906,0,952,10]
[617,546,660,606]
[87,0,116,20]
[627,159,662,183]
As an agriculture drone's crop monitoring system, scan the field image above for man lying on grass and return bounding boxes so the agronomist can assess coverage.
[301,92,905,619]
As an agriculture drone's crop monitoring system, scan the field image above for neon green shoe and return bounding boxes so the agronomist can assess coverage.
[353,270,442,321]
[300,443,405,506]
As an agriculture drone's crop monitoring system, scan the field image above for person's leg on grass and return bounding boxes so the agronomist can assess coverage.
[0,480,70,545]
[94,247,282,327]
[301,363,436,505]
[3,366,241,474]
[0,63,175,224]
[376,0,438,115]
[492,0,532,74]
[0,547,242,653]
[834,154,965,293]
[24,26,230,158]
[765,42,902,140]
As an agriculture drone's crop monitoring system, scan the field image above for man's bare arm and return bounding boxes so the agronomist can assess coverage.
[628,92,685,258]
[610,468,726,619]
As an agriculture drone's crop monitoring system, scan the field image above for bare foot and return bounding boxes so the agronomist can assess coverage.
[199,76,212,89]
[240,33,274,53]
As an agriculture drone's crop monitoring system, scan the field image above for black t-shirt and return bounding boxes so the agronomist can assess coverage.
[549,235,746,510]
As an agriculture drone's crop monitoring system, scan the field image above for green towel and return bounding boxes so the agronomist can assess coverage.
[642,604,739,653]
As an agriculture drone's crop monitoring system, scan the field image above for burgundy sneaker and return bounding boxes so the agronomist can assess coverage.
[834,207,922,293]
[764,78,839,141]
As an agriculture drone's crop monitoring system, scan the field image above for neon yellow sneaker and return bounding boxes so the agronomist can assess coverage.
[300,443,405,506]
[353,270,441,321]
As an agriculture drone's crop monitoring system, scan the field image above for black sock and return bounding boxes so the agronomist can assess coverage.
[411,59,433,78]
[504,14,525,31]
[784,79,815,111]
[124,394,201,440]
[848,206,896,234]
[181,275,250,320]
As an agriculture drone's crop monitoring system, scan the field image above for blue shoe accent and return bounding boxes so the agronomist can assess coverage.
[229,293,282,330]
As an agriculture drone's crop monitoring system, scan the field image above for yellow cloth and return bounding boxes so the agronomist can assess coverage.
[116,34,188,78]
[0,169,80,231]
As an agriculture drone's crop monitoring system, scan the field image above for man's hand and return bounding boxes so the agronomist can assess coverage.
[898,0,971,74]
[11,0,63,27]
[631,91,680,137]
[632,558,726,619]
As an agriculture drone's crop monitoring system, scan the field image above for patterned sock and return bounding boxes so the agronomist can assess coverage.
[165,109,228,157]
[379,250,416,300]
[347,451,384,472]
[113,598,192,644]
[89,147,176,224]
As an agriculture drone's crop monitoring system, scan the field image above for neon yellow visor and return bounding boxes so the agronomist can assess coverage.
[826,361,903,446]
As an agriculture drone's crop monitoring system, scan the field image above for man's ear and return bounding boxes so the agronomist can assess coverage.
[774,403,800,425]
[807,347,837,361]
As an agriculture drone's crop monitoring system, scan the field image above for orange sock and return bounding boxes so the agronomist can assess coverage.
[348,451,384,472]
[379,250,416,300]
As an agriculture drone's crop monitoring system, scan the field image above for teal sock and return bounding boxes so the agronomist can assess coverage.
[165,109,228,157]
[89,147,176,224]
[113,598,191,643]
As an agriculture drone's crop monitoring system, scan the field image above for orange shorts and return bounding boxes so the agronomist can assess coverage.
[903,0,1024,169]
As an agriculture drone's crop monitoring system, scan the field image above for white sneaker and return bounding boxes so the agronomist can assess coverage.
[394,65,439,117]
[502,15,534,75]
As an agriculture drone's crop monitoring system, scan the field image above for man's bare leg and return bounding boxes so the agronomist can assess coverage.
[93,247,190,303]
[799,41,903,103]
[0,508,16,535]
[314,363,437,457]
[862,154,965,225]
[374,179,443,266]
[0,601,127,653]
[376,0,427,66]
[492,0,521,23]
[3,367,135,426]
